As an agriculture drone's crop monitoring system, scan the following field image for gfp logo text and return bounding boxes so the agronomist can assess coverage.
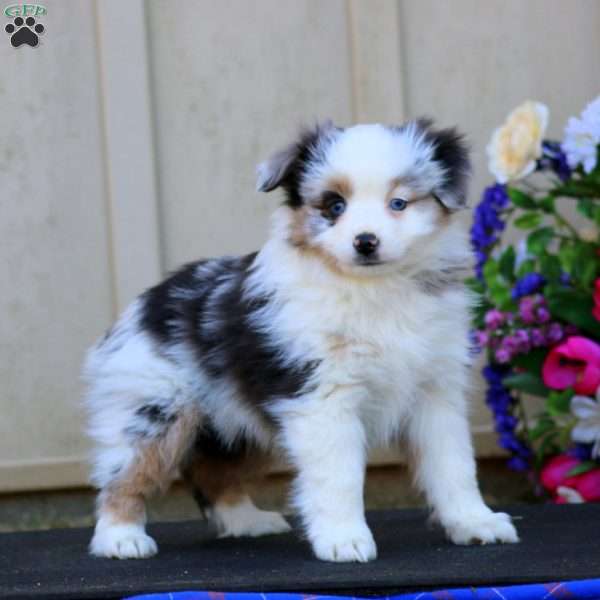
[4,4,46,17]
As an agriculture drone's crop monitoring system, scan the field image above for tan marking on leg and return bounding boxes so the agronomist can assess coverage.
[98,406,200,525]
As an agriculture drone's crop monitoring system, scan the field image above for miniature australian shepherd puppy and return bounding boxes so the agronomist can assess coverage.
[84,119,519,562]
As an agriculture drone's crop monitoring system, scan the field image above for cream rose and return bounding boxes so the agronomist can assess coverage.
[487,101,549,183]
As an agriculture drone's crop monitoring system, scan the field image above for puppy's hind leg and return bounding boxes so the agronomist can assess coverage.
[182,443,291,538]
[90,404,200,559]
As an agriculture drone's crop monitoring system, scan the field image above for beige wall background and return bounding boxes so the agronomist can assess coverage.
[1,0,599,492]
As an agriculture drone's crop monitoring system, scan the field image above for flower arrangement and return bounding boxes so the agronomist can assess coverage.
[470,96,600,502]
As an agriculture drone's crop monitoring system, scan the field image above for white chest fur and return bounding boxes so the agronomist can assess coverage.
[249,241,472,445]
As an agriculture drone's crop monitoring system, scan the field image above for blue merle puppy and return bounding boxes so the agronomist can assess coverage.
[84,120,518,562]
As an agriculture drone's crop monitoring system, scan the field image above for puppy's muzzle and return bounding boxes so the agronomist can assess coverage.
[353,232,380,257]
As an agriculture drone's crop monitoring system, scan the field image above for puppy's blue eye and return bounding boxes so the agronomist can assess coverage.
[389,198,408,211]
[322,193,347,219]
[329,200,346,216]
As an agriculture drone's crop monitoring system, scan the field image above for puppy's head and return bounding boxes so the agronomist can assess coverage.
[257,120,470,275]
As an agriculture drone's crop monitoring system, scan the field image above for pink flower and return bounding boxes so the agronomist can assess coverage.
[593,278,600,322]
[495,347,512,363]
[485,309,505,330]
[540,454,580,492]
[474,330,489,347]
[575,469,600,501]
[542,336,600,395]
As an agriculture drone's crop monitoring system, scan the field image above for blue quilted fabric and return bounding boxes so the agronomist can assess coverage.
[127,579,600,600]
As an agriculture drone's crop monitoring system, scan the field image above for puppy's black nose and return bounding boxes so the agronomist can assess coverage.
[353,232,379,256]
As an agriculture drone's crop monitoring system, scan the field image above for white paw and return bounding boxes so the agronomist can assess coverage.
[213,498,292,538]
[445,511,519,545]
[90,521,158,559]
[311,523,377,563]
[220,509,292,538]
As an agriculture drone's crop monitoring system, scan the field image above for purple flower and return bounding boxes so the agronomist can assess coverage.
[540,140,572,182]
[513,329,531,353]
[519,296,537,324]
[530,328,546,347]
[495,347,512,363]
[485,309,505,330]
[546,322,564,344]
[507,456,531,471]
[482,364,531,472]
[470,184,509,279]
[474,330,489,348]
[569,444,592,461]
[560,272,571,286]
[536,306,551,324]
[512,273,546,299]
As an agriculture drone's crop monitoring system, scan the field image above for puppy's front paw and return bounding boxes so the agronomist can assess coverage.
[311,523,377,563]
[445,511,519,545]
[90,522,158,559]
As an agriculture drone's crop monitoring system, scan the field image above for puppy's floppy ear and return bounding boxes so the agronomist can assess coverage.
[419,119,471,210]
[256,121,336,198]
[256,141,302,193]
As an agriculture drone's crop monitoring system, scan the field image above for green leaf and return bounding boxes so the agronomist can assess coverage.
[508,188,537,209]
[558,240,578,273]
[536,431,560,460]
[529,418,556,441]
[566,461,597,477]
[571,242,599,288]
[577,197,595,219]
[498,246,516,282]
[483,258,499,280]
[539,254,562,281]
[546,289,600,337]
[465,276,485,295]
[488,281,512,309]
[503,372,549,397]
[517,259,536,277]
[547,389,573,416]
[527,227,554,255]
[514,212,543,230]
[511,348,547,376]
[554,181,600,198]
[539,196,556,213]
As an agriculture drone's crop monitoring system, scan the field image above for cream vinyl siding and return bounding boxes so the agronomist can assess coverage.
[0,0,598,491]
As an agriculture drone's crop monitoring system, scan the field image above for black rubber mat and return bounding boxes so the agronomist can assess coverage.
[1,505,599,599]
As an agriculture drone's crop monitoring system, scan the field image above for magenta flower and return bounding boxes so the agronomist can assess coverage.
[574,469,600,502]
[475,330,489,347]
[485,309,506,330]
[541,454,600,503]
[542,336,600,395]
[495,347,512,363]
[540,454,580,492]
[519,296,537,324]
